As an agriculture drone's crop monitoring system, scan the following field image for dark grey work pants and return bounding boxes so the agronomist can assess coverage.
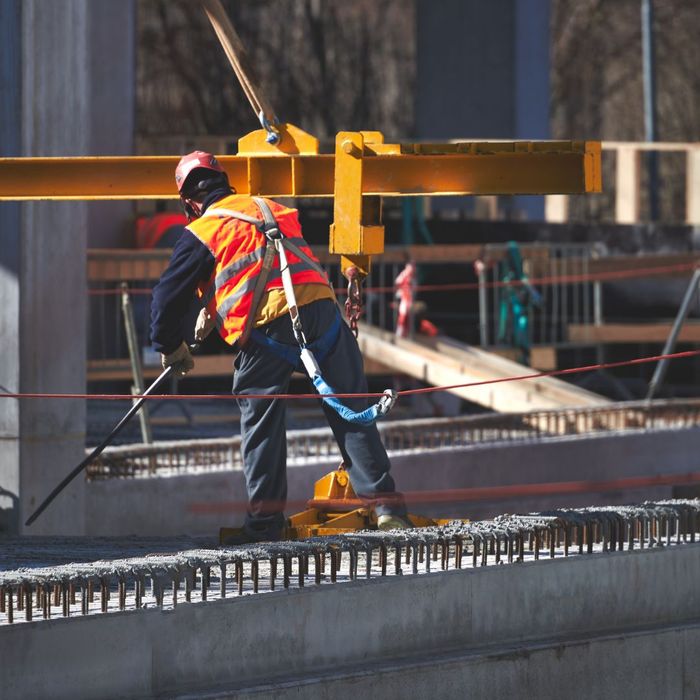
[233,299,406,537]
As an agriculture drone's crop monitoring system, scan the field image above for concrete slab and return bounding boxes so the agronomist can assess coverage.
[85,427,700,535]
[222,622,700,700]
[2,542,700,699]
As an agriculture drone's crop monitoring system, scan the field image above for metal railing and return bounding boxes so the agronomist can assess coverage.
[86,242,562,376]
[86,399,700,480]
[477,242,600,348]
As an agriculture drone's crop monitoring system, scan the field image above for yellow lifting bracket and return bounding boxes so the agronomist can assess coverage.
[219,464,466,542]
[330,131,387,278]
[0,0,602,284]
[0,135,602,280]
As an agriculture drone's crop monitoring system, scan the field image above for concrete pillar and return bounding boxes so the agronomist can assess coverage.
[514,0,550,220]
[0,0,134,535]
[415,0,550,220]
[0,0,23,533]
[85,0,135,248]
[416,0,516,140]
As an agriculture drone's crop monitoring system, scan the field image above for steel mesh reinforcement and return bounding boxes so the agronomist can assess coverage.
[2,499,699,625]
[86,399,700,479]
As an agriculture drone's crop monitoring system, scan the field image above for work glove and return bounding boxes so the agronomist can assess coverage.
[161,341,194,377]
[194,307,216,342]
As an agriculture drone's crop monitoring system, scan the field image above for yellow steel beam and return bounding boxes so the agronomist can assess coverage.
[0,138,601,201]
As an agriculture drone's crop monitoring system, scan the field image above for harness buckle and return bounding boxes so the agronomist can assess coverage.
[377,389,397,416]
[265,226,282,241]
[300,348,321,378]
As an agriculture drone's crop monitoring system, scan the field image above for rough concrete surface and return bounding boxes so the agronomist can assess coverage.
[0,0,135,536]
[2,543,700,699]
[86,427,700,536]
[219,623,700,700]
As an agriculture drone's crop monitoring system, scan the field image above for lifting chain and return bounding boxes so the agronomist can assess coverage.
[344,267,363,338]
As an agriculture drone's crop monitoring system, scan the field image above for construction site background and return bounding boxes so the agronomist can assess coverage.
[133,0,700,224]
[73,0,700,442]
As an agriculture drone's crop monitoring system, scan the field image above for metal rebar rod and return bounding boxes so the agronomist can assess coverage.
[646,268,700,400]
[121,283,153,444]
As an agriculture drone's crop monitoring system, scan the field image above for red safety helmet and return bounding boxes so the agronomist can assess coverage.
[175,150,227,221]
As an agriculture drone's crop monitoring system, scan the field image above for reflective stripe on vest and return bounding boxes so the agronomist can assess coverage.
[215,261,314,327]
[187,195,328,345]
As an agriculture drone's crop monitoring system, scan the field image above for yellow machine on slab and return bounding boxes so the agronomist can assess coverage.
[219,464,465,542]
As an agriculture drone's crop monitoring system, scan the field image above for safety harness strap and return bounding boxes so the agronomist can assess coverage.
[203,207,265,229]
[280,237,329,285]
[238,245,276,347]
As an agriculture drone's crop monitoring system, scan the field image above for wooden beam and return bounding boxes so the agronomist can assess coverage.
[615,147,641,224]
[86,249,700,288]
[356,324,606,412]
[568,323,700,344]
[87,355,234,382]
[687,149,700,226]
[527,253,700,279]
[88,354,390,382]
[86,244,555,282]
[489,346,558,371]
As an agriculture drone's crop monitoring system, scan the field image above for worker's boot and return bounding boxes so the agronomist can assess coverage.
[220,520,284,546]
[220,530,264,546]
[377,514,414,531]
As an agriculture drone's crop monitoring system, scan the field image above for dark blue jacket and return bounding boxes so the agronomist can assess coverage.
[150,189,231,353]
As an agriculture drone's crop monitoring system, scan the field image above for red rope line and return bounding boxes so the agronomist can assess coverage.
[363,261,699,294]
[2,348,699,401]
[187,471,700,514]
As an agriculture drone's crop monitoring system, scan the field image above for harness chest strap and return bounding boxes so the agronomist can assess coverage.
[201,201,331,346]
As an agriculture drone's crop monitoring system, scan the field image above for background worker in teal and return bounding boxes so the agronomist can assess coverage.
[150,151,410,543]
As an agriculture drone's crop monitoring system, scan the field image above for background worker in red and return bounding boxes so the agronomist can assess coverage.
[150,151,410,542]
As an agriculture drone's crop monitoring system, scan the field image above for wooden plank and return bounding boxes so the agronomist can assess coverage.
[687,150,700,226]
[615,148,641,224]
[87,355,234,382]
[489,346,558,371]
[88,354,390,382]
[356,323,606,412]
[603,141,699,152]
[568,323,700,344]
[587,253,700,276]
[544,194,569,223]
[87,244,557,282]
[87,250,172,282]
[527,253,700,280]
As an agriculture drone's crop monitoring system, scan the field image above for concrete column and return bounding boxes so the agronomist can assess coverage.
[514,0,550,220]
[415,0,550,220]
[0,0,23,533]
[415,0,516,140]
[0,0,134,535]
[86,0,135,248]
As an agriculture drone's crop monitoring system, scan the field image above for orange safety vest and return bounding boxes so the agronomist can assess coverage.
[186,194,329,346]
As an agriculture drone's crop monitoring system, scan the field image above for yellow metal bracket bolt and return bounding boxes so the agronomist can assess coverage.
[330,131,385,279]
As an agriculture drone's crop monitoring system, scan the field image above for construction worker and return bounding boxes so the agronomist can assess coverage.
[150,151,410,543]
